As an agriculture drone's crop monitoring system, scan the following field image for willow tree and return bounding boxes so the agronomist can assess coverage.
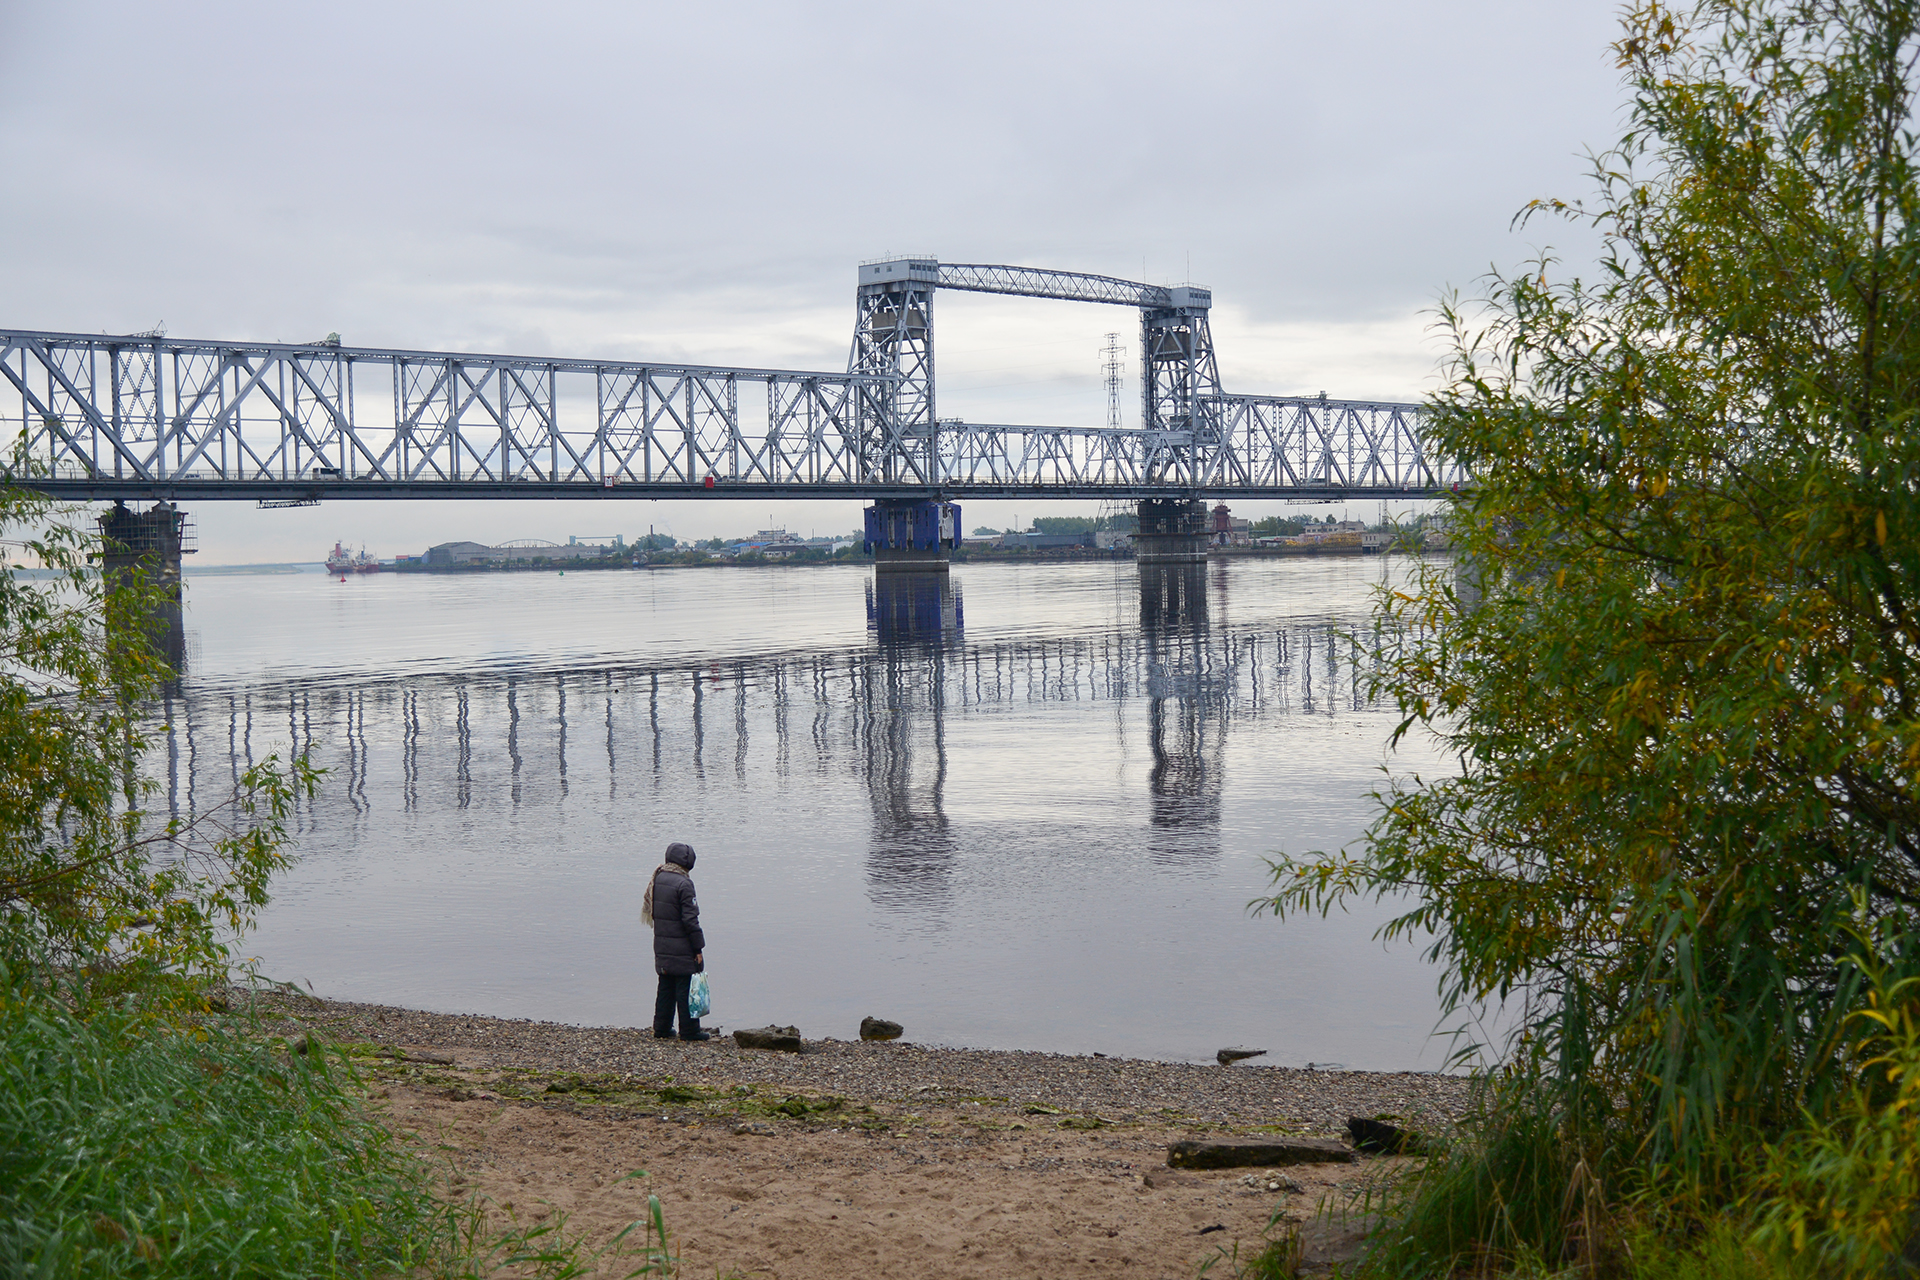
[1267,0,1920,1207]
[0,475,311,994]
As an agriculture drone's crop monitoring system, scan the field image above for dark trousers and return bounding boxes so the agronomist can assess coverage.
[654,972,700,1036]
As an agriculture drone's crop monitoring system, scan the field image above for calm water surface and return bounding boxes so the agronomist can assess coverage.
[166,557,1457,1069]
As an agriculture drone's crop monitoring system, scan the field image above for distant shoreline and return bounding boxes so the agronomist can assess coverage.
[185,562,325,576]
[38,546,1443,580]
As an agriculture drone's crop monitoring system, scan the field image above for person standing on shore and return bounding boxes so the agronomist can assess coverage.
[642,842,710,1041]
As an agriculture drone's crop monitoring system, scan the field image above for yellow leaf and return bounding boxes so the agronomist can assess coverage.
[1878,512,1889,545]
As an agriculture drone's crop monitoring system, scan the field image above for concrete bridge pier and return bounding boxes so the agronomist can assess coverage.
[1132,498,1210,564]
[97,499,191,669]
[864,499,961,574]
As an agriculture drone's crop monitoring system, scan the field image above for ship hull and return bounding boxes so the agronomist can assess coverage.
[326,542,381,575]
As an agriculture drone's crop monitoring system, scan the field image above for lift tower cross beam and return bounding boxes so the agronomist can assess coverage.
[850,257,1221,488]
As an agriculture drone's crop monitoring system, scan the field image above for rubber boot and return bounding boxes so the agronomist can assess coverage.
[679,1018,712,1042]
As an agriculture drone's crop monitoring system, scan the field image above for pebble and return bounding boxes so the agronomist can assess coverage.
[238,990,1471,1135]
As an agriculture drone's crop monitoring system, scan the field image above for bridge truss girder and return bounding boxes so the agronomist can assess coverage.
[0,322,1461,501]
[0,330,897,495]
[1202,395,1447,490]
[926,397,1457,492]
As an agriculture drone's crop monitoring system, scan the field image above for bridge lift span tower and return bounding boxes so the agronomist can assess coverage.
[851,257,1222,567]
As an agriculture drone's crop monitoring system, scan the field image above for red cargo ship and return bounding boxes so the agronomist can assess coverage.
[325,542,380,576]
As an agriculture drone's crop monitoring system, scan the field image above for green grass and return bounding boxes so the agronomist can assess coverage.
[1604,1220,1811,1280]
[1196,1210,1304,1280]
[0,970,673,1278]
[0,978,434,1277]
[1344,1104,1582,1278]
[1323,1103,1849,1280]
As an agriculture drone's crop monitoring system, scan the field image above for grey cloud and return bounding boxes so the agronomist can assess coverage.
[2,0,1627,560]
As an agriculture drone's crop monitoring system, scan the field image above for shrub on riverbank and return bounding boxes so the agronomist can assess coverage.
[0,475,663,1277]
[0,964,676,1278]
[0,966,430,1276]
[1264,1,1920,1273]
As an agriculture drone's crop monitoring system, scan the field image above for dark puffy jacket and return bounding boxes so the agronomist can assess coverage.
[651,869,705,975]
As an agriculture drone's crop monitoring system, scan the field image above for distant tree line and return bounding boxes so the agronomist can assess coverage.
[969,512,1390,539]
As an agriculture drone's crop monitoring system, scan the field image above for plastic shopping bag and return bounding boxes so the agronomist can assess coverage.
[688,972,711,1019]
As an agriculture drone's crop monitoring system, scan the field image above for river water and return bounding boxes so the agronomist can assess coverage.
[165,556,1457,1069]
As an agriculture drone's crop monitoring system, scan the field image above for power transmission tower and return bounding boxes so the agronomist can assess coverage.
[1102,332,1125,430]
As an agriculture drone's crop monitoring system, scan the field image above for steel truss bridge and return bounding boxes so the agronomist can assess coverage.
[0,258,1459,502]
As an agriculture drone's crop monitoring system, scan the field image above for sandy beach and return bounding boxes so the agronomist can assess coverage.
[249,992,1470,1278]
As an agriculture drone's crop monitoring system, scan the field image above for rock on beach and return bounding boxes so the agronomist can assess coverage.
[1348,1114,1424,1154]
[734,1025,804,1053]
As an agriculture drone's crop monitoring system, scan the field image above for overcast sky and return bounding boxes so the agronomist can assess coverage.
[0,1,1625,561]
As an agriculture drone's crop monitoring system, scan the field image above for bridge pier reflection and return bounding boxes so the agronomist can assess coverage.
[861,573,962,912]
[865,572,964,641]
[1138,564,1225,860]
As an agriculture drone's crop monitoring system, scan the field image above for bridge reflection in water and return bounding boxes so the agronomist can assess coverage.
[1139,564,1222,854]
[152,569,1376,916]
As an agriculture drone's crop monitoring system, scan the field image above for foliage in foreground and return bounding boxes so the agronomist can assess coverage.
[1263,0,1920,1272]
[0,963,428,1277]
[0,475,679,1276]
[0,962,682,1279]
[0,472,313,990]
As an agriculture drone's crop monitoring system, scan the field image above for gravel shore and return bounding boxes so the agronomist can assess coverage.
[248,992,1472,1137]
